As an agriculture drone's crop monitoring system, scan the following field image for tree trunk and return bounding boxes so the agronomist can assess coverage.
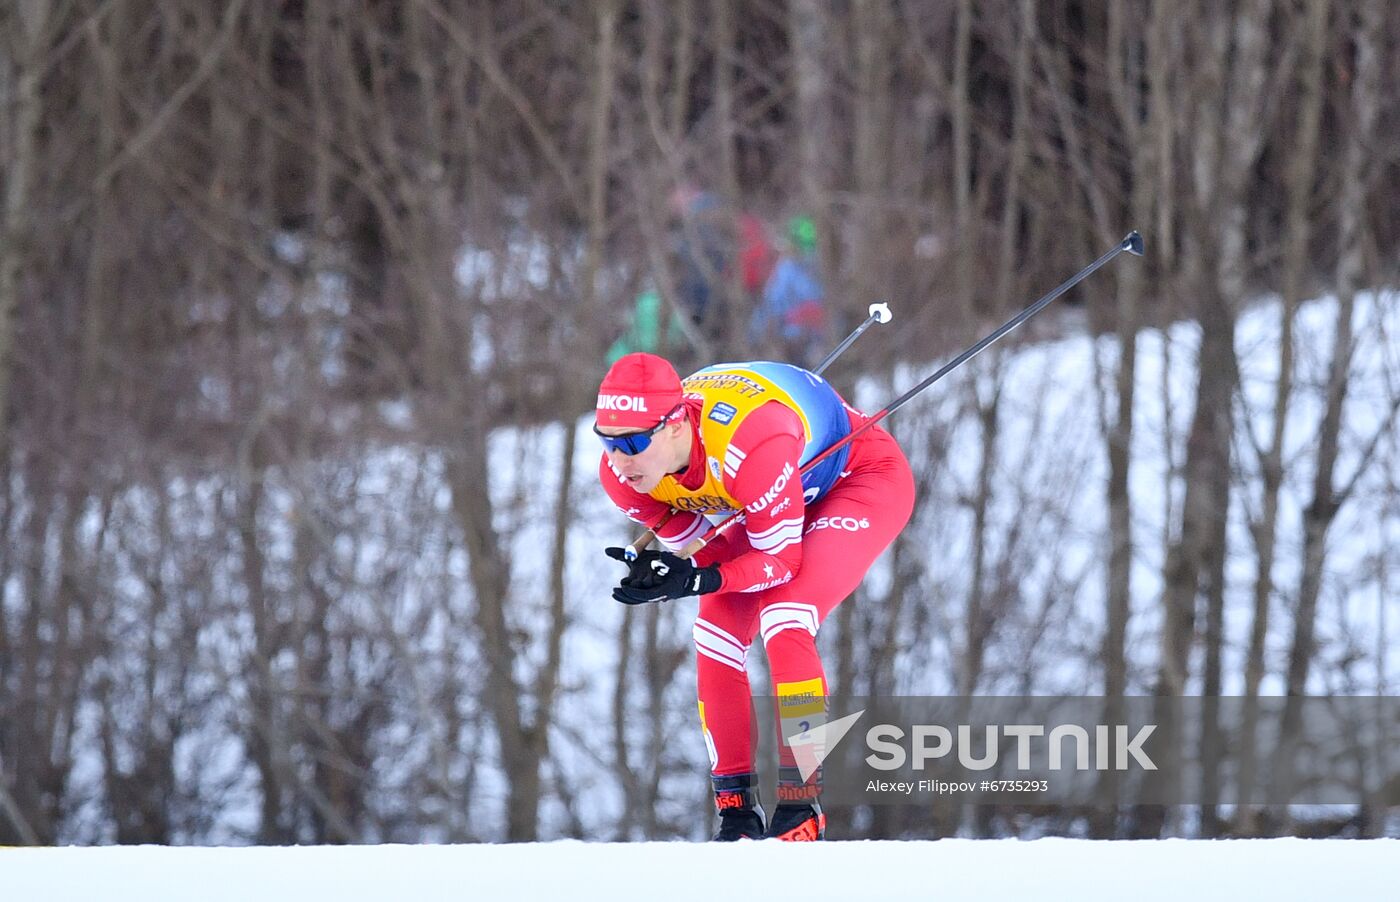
[1094,0,1164,837]
[959,373,1001,698]
[950,0,974,316]
[790,0,835,296]
[713,0,745,350]
[0,1,50,464]
[1237,0,1328,835]
[1275,0,1382,822]
[1142,0,1272,839]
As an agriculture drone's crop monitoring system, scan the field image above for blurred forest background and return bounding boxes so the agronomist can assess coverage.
[0,0,1396,844]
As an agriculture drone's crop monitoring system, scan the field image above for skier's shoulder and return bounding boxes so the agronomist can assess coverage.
[731,399,804,448]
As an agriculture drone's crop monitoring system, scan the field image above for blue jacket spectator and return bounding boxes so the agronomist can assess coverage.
[749,216,827,358]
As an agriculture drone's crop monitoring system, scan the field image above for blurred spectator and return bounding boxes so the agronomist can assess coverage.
[606,289,688,364]
[670,185,729,328]
[737,209,778,299]
[749,215,827,365]
[669,184,776,340]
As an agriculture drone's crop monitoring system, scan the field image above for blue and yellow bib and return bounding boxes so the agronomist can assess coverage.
[649,362,852,515]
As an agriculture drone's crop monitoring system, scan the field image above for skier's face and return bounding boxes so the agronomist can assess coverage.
[599,416,688,494]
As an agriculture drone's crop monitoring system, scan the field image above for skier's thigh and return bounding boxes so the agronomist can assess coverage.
[762,481,911,619]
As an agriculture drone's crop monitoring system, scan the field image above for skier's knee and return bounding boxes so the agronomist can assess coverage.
[759,603,819,648]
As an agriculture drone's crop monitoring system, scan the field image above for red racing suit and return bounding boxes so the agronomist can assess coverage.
[599,363,915,781]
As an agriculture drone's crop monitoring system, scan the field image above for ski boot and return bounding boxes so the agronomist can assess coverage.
[711,773,765,841]
[767,767,825,841]
[764,802,825,841]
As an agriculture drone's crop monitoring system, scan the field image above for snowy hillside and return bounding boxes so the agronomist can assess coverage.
[4,838,1396,901]
[40,290,1397,845]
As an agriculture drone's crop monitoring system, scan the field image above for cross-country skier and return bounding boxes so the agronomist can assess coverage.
[594,352,915,840]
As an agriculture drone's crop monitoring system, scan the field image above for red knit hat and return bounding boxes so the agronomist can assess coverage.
[596,353,684,430]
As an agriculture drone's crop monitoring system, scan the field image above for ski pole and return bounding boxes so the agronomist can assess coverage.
[674,230,1145,560]
[622,302,895,560]
[813,302,893,375]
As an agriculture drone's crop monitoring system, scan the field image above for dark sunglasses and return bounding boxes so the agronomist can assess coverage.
[593,405,682,456]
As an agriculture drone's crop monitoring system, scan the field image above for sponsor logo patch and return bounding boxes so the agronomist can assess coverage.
[744,577,792,592]
[672,495,734,513]
[598,394,649,411]
[708,456,723,480]
[747,462,796,514]
[685,373,767,398]
[805,516,871,534]
[708,402,738,425]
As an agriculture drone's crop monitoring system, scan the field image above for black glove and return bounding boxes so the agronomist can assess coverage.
[611,551,723,605]
[604,546,664,587]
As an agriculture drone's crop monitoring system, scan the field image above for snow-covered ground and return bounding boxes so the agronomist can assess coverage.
[3,838,1395,901]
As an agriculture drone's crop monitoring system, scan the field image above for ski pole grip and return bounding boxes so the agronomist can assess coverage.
[678,535,708,560]
[625,509,680,560]
[624,530,656,561]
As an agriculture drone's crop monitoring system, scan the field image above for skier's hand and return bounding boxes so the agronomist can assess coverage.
[604,546,664,588]
[611,551,722,605]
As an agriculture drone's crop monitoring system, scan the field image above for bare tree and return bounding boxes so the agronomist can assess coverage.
[1275,0,1388,825]
[1139,0,1276,840]
[1236,0,1329,836]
